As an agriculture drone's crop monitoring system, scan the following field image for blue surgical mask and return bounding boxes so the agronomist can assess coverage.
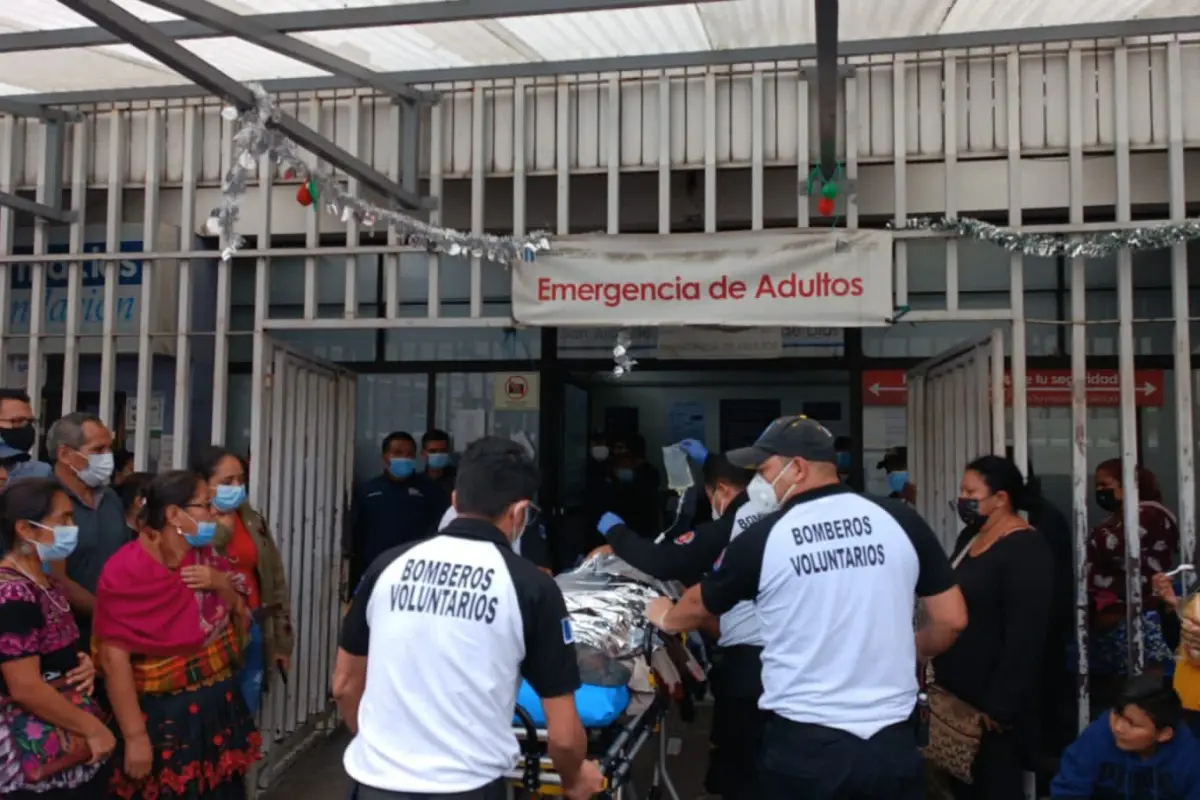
[616,468,634,484]
[836,452,852,470]
[212,484,247,513]
[75,452,114,488]
[887,471,909,494]
[31,523,78,563]
[426,453,452,470]
[388,458,416,479]
[182,513,216,548]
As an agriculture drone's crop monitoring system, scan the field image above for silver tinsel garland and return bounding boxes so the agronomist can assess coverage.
[208,84,551,263]
[612,329,637,377]
[893,216,1200,259]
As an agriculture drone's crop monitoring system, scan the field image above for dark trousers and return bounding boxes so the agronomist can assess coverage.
[705,646,766,800]
[951,731,1024,800]
[348,778,506,800]
[759,714,924,800]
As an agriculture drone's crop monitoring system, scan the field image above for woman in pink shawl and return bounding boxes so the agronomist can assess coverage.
[94,470,261,799]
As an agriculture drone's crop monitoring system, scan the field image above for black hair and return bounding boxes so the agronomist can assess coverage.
[965,454,1028,512]
[703,453,753,490]
[1117,675,1183,731]
[0,388,31,406]
[114,448,135,473]
[0,478,65,554]
[141,470,205,530]
[421,429,450,448]
[190,444,240,481]
[381,431,415,453]
[118,472,154,514]
[1003,446,1042,500]
[454,436,539,520]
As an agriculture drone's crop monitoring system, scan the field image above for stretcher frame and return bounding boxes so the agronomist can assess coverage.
[504,631,684,800]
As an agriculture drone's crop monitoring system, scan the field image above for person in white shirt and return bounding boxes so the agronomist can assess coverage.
[333,436,603,800]
[647,416,968,800]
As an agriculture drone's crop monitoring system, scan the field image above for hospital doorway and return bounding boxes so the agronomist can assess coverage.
[550,368,851,567]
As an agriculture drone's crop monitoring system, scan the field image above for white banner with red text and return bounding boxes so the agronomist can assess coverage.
[511,229,894,327]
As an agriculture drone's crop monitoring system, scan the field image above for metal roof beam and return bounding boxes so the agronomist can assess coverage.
[0,0,719,54]
[0,98,81,122]
[814,0,838,181]
[11,14,1200,106]
[133,0,436,105]
[56,0,425,210]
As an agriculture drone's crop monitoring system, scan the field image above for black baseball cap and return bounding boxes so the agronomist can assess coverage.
[876,445,907,470]
[726,416,838,469]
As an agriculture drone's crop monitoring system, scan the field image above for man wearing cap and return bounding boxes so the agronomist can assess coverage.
[646,416,968,800]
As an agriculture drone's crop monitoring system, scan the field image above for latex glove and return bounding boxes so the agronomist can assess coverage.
[597,512,624,536]
[677,439,708,463]
[645,596,677,633]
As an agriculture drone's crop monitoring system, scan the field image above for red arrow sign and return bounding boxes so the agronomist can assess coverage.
[863,368,1164,408]
[863,370,908,406]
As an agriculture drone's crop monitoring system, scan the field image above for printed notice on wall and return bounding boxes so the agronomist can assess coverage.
[491,373,540,412]
[511,230,893,328]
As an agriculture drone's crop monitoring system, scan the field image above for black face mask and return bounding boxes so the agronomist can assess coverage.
[1096,489,1119,512]
[1,423,35,454]
[956,498,984,527]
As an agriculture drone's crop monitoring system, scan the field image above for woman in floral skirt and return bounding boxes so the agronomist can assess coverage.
[95,469,262,799]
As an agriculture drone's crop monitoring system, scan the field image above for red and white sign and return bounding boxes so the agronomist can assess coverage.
[863,370,909,405]
[863,368,1164,408]
[511,230,894,327]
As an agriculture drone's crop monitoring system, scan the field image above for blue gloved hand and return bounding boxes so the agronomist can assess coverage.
[597,512,624,536]
[678,439,708,463]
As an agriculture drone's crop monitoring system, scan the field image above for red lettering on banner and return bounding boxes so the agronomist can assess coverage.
[754,272,865,299]
[535,273,868,309]
[536,276,702,309]
[862,368,1165,408]
[708,276,748,300]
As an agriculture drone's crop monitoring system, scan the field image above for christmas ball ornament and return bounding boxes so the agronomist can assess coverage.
[296,183,313,207]
[821,181,839,200]
[817,197,836,216]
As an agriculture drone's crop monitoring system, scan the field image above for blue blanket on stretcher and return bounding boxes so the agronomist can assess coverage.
[514,680,630,728]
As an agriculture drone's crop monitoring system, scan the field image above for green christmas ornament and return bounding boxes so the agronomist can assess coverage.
[821,181,839,200]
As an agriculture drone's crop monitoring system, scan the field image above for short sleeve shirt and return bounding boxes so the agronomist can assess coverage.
[340,517,580,793]
[700,484,955,738]
[0,567,81,696]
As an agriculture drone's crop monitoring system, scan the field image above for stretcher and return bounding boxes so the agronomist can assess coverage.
[505,630,696,800]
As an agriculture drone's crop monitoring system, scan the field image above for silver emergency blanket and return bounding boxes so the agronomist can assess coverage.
[556,553,680,687]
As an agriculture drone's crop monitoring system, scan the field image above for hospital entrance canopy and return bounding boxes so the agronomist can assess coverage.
[0,0,1197,225]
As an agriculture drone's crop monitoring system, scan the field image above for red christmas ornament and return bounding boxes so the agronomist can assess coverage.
[296,183,313,207]
[817,196,836,217]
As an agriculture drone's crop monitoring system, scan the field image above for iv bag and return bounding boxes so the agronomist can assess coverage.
[662,444,694,492]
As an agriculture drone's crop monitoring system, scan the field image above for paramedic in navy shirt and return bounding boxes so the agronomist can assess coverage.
[647,416,968,800]
[349,431,438,587]
[596,445,769,799]
[334,436,603,800]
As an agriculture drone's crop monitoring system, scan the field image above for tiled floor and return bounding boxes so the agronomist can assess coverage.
[259,704,715,800]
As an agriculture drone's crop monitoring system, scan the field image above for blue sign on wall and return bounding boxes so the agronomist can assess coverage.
[10,241,144,290]
[8,242,145,333]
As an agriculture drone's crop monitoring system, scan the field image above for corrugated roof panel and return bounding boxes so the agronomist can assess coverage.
[2,0,1198,95]
[497,6,712,62]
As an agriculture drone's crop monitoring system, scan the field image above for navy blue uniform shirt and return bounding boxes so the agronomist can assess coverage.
[351,473,439,571]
